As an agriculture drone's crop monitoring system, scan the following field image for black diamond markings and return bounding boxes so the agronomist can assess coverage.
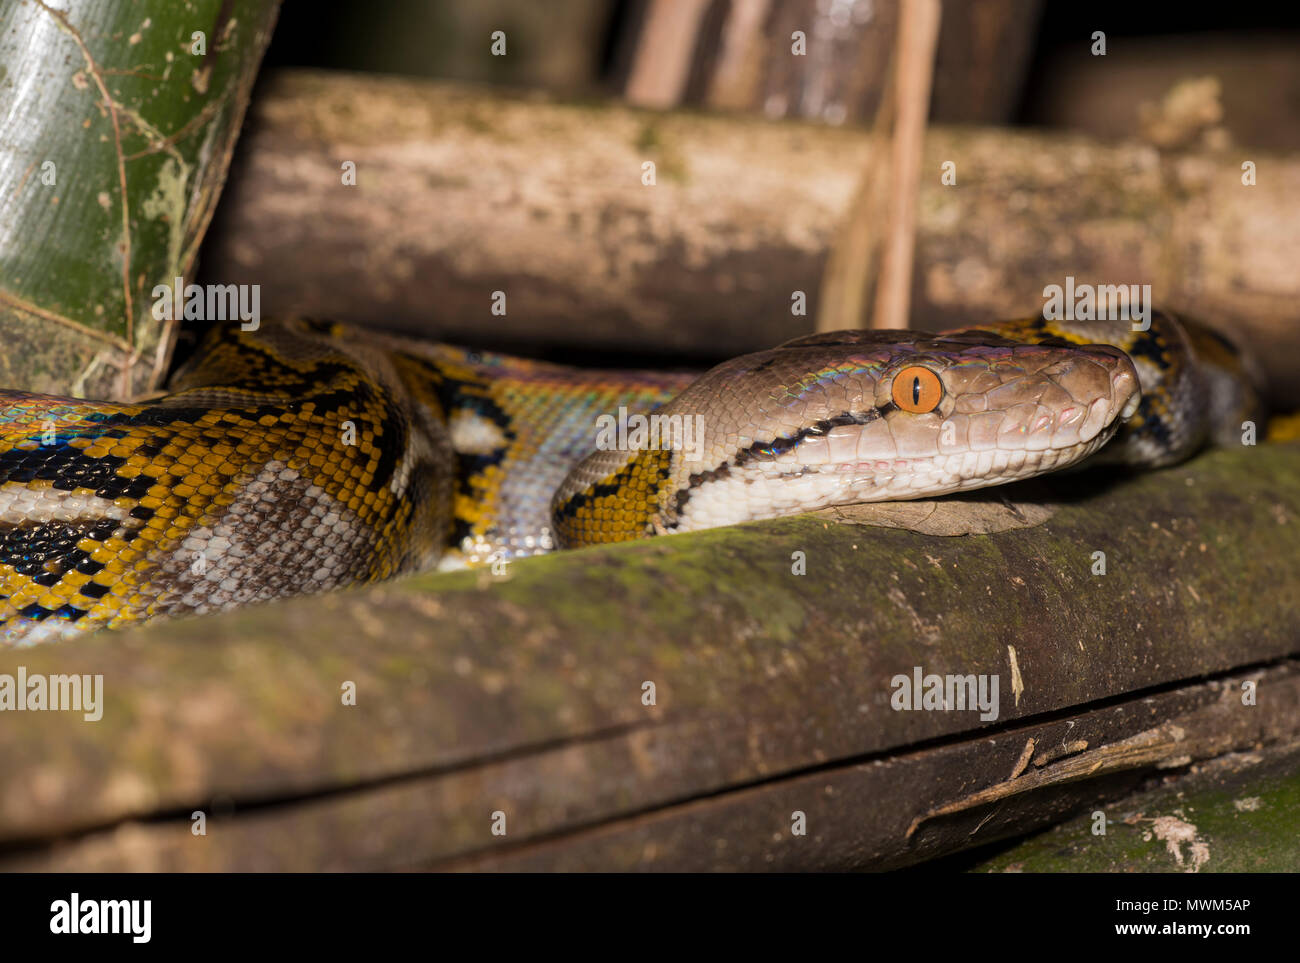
[0,519,122,575]
[19,602,51,621]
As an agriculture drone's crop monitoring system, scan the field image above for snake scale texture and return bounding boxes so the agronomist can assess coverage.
[0,309,1262,645]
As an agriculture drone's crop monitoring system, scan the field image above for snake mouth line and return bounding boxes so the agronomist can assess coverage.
[671,425,1126,533]
[747,391,1131,482]
[760,424,1120,486]
[667,425,1125,534]
[815,434,1116,477]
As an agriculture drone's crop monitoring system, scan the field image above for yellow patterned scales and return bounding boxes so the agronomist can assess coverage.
[0,312,1260,645]
[0,320,691,644]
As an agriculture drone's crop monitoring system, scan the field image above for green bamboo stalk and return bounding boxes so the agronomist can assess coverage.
[0,0,281,398]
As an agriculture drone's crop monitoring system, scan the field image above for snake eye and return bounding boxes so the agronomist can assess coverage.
[891,366,943,413]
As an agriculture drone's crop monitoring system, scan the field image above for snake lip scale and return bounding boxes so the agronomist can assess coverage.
[0,309,1262,644]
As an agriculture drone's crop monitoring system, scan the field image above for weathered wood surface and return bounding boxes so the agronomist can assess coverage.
[204,69,1300,405]
[449,665,1300,872]
[646,0,1041,124]
[12,663,1294,872]
[0,442,1296,870]
[972,739,1300,873]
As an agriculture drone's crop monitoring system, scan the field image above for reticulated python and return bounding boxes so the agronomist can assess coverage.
[0,309,1262,645]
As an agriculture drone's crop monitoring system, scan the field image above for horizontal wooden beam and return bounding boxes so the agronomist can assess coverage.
[10,661,1296,871]
[1,442,1296,869]
[203,69,1300,405]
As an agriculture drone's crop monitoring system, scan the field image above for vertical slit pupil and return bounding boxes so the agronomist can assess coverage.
[912,377,921,405]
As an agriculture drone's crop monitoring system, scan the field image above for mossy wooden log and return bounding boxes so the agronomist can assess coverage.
[9,662,1297,871]
[449,665,1300,872]
[203,69,1300,406]
[971,740,1300,873]
[0,442,1296,870]
[0,0,280,398]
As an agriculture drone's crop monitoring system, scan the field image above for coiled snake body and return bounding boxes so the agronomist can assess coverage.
[0,310,1261,644]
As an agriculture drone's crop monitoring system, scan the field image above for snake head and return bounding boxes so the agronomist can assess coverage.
[551,330,1140,546]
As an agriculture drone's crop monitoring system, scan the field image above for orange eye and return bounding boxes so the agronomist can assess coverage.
[891,366,943,413]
